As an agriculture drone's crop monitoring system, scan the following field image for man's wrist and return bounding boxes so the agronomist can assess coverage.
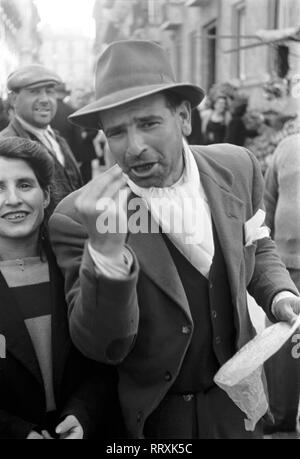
[88,243,133,278]
[271,291,298,316]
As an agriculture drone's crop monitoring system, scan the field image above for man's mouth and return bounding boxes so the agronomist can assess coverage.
[130,163,157,177]
[1,212,30,222]
[35,108,51,114]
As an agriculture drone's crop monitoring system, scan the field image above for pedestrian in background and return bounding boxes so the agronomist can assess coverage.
[263,133,300,435]
[0,65,82,212]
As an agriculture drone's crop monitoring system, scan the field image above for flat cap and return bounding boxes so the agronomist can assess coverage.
[7,64,62,91]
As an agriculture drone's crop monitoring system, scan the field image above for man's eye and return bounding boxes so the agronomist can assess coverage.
[142,121,158,128]
[107,131,122,138]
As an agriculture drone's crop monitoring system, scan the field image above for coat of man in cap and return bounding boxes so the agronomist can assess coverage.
[49,40,300,439]
[0,65,82,211]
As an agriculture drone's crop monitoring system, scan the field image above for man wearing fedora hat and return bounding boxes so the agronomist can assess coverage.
[0,64,82,213]
[49,40,300,439]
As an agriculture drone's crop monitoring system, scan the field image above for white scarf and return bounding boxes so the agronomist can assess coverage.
[125,141,215,278]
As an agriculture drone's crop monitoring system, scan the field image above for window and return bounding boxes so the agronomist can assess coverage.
[189,31,197,84]
[202,21,217,91]
[148,0,163,25]
[232,2,246,80]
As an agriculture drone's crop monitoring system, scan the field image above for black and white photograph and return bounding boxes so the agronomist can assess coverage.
[0,0,299,443]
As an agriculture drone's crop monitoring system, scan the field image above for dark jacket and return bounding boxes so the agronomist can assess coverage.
[0,240,121,439]
[49,144,299,437]
[0,117,83,211]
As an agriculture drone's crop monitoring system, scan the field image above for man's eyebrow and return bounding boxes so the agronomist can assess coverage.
[137,115,163,122]
[0,176,36,183]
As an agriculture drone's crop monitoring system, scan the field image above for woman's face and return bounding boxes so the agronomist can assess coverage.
[0,158,49,242]
[214,97,227,114]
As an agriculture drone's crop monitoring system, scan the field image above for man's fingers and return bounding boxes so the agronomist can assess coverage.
[76,169,126,215]
[56,417,75,435]
[41,430,54,439]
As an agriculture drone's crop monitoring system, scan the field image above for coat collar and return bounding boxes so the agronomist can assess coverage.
[0,241,71,393]
[127,147,245,318]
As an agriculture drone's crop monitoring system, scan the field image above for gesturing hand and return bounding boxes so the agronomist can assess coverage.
[272,296,300,326]
[55,415,83,440]
[75,164,130,258]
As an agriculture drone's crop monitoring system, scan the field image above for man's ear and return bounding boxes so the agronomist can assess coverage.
[9,92,18,108]
[177,101,192,137]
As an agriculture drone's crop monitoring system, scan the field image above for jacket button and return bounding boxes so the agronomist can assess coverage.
[211,310,217,319]
[215,336,222,344]
[164,371,172,382]
[136,411,143,423]
[182,325,191,335]
[209,282,214,289]
[182,394,194,402]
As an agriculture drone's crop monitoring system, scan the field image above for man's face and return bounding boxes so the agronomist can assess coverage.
[101,93,191,188]
[0,158,49,242]
[12,84,58,128]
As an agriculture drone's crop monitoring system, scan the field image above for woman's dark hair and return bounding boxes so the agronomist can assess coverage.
[0,137,54,191]
[0,137,55,252]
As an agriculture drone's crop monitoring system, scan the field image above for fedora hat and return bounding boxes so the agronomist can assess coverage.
[69,40,205,129]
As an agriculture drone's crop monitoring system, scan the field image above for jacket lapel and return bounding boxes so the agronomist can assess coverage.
[127,202,191,320]
[192,148,245,302]
[0,270,43,385]
[127,147,245,317]
[44,242,71,398]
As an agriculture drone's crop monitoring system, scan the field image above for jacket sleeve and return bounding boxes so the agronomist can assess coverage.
[263,154,278,238]
[59,361,122,439]
[0,409,37,439]
[244,149,299,321]
[49,211,139,364]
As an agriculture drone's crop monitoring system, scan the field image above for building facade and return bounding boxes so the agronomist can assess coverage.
[39,26,94,94]
[93,0,300,109]
[0,0,41,96]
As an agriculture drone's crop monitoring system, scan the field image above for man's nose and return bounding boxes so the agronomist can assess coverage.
[126,129,146,157]
[38,90,50,104]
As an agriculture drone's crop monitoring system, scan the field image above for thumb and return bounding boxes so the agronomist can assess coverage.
[56,416,75,435]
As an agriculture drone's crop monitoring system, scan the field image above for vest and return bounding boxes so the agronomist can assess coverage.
[163,222,236,393]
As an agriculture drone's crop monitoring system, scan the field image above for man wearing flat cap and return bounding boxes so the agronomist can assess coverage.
[49,40,300,439]
[0,64,82,211]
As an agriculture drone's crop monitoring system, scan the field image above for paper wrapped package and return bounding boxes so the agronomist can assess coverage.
[214,316,300,431]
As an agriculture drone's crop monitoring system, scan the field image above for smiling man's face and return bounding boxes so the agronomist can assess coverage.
[101,93,192,188]
[12,84,58,128]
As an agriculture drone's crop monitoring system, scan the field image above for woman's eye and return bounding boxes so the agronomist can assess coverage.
[19,183,31,190]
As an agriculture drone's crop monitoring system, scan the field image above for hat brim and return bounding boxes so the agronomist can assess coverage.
[69,83,205,130]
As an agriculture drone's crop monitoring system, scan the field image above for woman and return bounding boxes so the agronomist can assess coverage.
[202,95,229,144]
[0,137,118,439]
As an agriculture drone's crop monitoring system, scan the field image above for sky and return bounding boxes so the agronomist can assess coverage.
[34,0,95,37]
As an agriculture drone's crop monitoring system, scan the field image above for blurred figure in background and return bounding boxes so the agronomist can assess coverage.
[202,95,229,144]
[263,133,300,435]
[0,98,9,131]
[186,106,203,145]
[0,65,82,211]
[51,82,82,161]
[224,94,259,146]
